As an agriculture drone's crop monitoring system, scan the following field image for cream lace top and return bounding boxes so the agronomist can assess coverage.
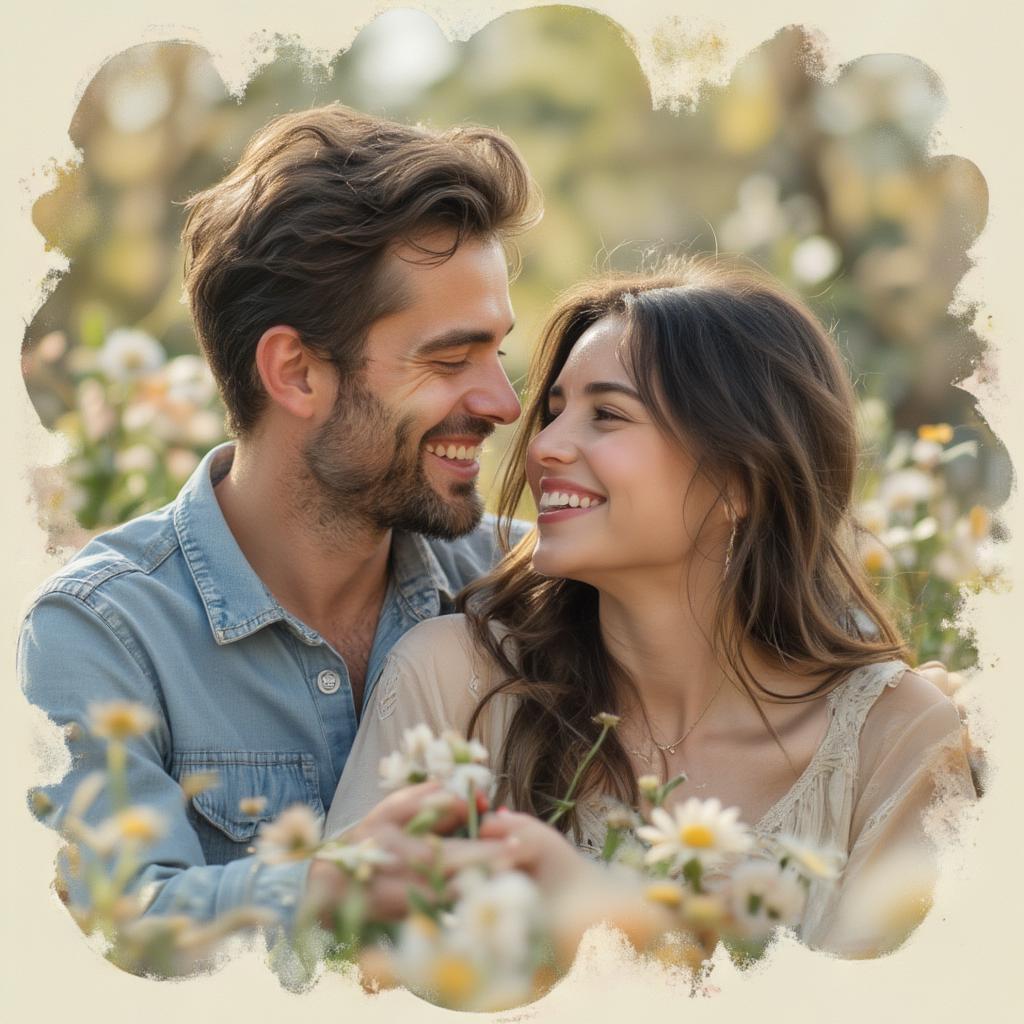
[326,615,975,957]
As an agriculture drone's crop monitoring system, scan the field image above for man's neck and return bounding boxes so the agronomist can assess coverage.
[213,439,393,633]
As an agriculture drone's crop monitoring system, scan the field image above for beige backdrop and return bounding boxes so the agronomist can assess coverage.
[3,1,1020,1021]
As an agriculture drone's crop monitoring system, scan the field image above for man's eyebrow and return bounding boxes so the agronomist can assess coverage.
[547,381,643,401]
[414,322,516,357]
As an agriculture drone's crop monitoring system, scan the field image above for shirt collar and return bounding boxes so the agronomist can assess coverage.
[174,443,458,644]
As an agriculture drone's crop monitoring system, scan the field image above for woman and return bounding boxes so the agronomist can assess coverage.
[326,258,975,955]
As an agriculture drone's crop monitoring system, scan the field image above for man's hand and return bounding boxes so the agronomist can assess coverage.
[306,782,506,926]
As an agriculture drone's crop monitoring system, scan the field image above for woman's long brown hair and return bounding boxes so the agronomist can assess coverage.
[458,258,909,839]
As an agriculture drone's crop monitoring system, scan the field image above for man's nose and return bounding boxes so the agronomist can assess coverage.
[464,360,522,425]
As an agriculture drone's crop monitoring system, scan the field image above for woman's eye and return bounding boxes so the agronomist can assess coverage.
[595,408,624,422]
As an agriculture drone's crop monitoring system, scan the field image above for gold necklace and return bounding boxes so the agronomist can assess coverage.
[629,679,725,762]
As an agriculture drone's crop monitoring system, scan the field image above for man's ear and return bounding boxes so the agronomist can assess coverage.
[254,326,336,421]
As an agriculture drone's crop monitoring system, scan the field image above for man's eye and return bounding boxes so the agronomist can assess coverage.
[433,360,470,371]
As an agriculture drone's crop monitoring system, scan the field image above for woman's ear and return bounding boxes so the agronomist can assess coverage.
[254,325,337,422]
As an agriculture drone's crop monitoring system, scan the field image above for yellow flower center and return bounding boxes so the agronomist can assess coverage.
[969,505,989,540]
[917,423,954,444]
[645,882,683,908]
[430,953,479,1005]
[680,823,715,848]
[117,811,159,842]
[864,548,887,573]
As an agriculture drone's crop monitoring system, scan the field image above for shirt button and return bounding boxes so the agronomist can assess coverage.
[317,669,341,695]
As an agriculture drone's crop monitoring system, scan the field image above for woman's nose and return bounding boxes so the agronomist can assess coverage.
[529,418,577,465]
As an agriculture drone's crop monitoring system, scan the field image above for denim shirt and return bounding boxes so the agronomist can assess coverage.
[18,442,529,931]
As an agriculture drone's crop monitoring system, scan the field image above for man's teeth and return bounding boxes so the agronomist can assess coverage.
[425,443,479,460]
[539,491,605,510]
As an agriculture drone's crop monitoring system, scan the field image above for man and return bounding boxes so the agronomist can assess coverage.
[19,104,539,937]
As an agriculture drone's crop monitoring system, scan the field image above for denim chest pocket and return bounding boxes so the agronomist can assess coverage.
[172,751,324,866]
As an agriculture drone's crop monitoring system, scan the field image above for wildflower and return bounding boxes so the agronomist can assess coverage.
[441,729,488,764]
[402,724,437,765]
[645,880,686,909]
[682,892,727,931]
[238,795,268,817]
[424,737,456,778]
[879,468,934,511]
[429,951,481,1007]
[968,504,989,540]
[87,700,157,740]
[377,750,411,791]
[97,328,166,382]
[917,423,954,444]
[451,869,542,967]
[637,775,662,801]
[444,763,494,803]
[856,499,888,535]
[729,860,806,939]
[115,443,158,475]
[93,806,167,854]
[180,772,219,799]
[860,536,895,574]
[165,354,217,407]
[910,438,943,469]
[775,835,845,881]
[254,804,321,863]
[637,798,752,873]
[592,712,621,729]
[316,838,396,882]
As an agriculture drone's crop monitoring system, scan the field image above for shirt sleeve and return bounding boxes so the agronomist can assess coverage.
[818,670,976,957]
[325,615,507,838]
[19,591,312,932]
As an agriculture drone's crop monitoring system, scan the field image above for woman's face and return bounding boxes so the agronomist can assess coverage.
[526,314,731,589]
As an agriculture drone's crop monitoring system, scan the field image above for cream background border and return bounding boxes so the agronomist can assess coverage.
[3,1,1019,1020]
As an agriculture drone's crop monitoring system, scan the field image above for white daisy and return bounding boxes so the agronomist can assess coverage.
[775,834,846,882]
[87,700,158,740]
[316,837,397,881]
[424,736,456,778]
[444,763,495,803]
[379,750,415,790]
[636,797,751,873]
[254,804,322,863]
[401,723,437,768]
[729,860,806,939]
[97,328,166,382]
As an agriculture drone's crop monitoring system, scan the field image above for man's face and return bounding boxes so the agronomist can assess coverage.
[303,233,520,540]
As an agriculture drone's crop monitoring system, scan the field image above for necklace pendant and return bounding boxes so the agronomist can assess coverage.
[667,746,676,755]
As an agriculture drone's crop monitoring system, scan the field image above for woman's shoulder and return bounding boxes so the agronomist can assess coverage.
[387,613,513,689]
[860,664,962,733]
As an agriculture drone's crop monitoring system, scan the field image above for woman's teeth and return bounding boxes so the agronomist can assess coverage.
[539,491,605,510]
[425,443,479,460]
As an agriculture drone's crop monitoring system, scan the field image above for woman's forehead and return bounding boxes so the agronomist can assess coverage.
[559,315,632,381]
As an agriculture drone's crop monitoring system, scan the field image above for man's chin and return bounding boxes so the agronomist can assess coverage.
[383,486,485,540]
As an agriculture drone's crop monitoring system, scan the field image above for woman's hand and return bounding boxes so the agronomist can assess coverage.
[308,782,506,925]
[478,807,597,890]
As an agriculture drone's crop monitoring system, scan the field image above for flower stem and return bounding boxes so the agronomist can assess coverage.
[547,722,613,827]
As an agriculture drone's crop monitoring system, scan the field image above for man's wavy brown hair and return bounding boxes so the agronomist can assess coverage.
[182,103,539,436]
[458,258,909,838]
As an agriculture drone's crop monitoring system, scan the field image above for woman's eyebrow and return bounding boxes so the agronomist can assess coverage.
[547,381,642,401]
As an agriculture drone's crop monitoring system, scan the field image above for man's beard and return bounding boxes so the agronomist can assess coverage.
[301,376,493,541]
